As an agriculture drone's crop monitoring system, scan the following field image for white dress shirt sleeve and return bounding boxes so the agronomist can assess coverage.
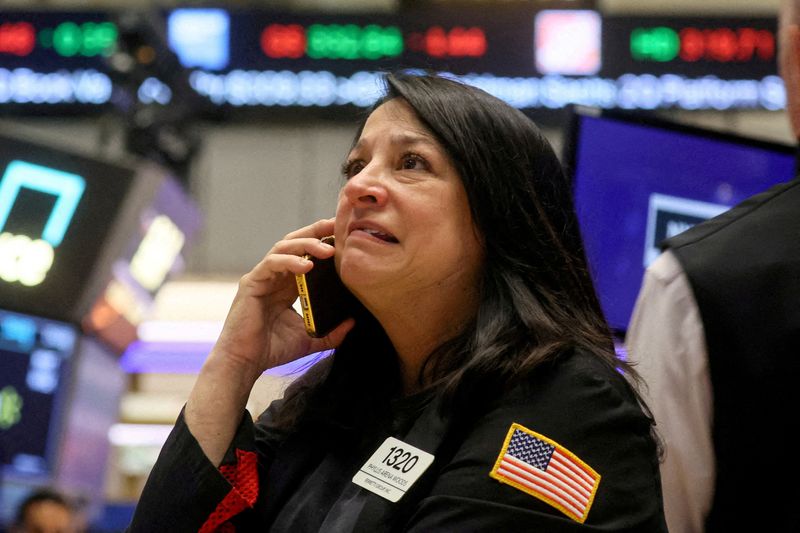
[626,250,715,533]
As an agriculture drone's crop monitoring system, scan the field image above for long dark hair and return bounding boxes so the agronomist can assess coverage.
[273,72,640,433]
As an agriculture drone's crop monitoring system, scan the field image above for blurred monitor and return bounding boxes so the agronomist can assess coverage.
[0,133,134,323]
[0,308,77,479]
[565,107,796,333]
[0,130,201,353]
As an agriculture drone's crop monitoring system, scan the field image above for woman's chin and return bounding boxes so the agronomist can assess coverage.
[339,262,391,301]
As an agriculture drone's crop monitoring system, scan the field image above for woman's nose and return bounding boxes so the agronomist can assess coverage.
[343,164,389,208]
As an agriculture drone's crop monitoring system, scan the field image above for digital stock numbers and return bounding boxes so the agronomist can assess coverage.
[0,18,117,58]
[260,22,486,60]
[1,8,788,112]
[40,21,117,57]
[630,25,775,63]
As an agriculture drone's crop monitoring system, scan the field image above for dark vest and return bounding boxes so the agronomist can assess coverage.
[665,178,800,532]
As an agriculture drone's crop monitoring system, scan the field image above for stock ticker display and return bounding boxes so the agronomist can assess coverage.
[0,7,787,113]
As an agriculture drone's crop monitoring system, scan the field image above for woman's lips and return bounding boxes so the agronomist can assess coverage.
[347,222,399,243]
[358,228,398,243]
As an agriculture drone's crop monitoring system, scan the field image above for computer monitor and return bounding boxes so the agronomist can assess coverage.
[565,107,796,333]
[0,308,77,479]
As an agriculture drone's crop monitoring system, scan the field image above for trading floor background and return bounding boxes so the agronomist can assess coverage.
[0,0,789,530]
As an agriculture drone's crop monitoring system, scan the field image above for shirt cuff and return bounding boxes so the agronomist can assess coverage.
[129,408,260,533]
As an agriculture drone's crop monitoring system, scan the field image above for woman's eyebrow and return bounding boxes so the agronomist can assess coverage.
[350,132,437,154]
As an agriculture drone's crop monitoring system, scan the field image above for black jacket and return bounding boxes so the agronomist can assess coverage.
[130,349,665,532]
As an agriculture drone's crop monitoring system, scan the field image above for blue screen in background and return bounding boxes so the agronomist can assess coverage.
[571,113,796,332]
[0,309,76,478]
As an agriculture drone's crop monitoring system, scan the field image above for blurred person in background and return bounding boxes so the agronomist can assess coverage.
[9,489,78,533]
[130,72,665,531]
[626,1,800,531]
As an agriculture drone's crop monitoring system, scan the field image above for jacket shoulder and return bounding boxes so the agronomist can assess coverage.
[405,350,666,531]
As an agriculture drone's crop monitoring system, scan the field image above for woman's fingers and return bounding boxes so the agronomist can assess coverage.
[251,253,312,279]
[283,217,335,241]
[244,236,334,289]
[240,219,337,289]
[213,218,342,370]
[270,236,335,260]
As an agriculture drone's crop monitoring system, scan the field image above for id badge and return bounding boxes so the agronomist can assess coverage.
[352,437,435,502]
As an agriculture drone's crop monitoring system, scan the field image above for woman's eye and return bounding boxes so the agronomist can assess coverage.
[343,160,365,178]
[401,154,427,170]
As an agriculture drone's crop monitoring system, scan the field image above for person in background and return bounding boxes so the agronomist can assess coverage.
[626,1,800,531]
[130,72,665,531]
[10,489,78,533]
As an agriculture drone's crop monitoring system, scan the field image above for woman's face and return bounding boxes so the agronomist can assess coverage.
[334,98,484,306]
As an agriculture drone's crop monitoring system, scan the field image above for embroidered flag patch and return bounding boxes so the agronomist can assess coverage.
[489,423,601,523]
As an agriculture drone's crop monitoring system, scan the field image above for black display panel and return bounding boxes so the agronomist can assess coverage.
[0,7,786,113]
[0,133,134,322]
[602,17,778,79]
[0,308,77,478]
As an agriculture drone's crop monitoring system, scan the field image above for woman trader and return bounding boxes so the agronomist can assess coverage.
[130,73,666,531]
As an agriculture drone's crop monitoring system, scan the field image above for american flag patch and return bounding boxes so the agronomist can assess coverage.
[489,423,601,523]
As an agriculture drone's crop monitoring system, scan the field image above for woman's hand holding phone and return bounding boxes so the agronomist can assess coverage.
[185,218,354,466]
[212,218,355,378]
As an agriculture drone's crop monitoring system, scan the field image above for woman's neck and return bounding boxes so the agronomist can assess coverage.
[358,275,480,395]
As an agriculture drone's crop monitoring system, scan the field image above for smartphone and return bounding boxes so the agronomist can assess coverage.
[295,236,358,337]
